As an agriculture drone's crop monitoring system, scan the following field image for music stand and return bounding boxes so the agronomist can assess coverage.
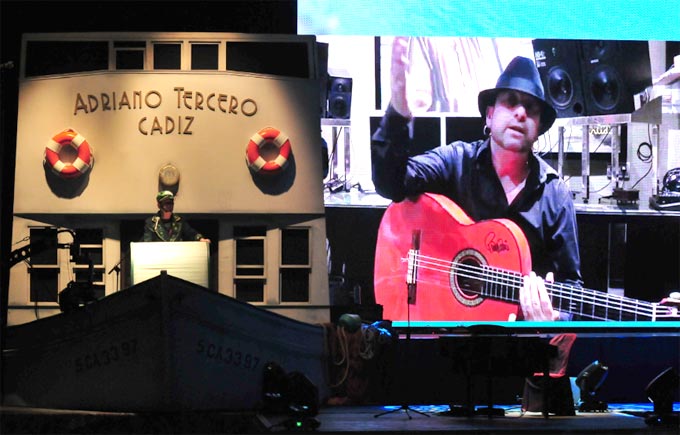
[374,230,430,420]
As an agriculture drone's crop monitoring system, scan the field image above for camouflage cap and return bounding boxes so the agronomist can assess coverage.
[156,190,174,203]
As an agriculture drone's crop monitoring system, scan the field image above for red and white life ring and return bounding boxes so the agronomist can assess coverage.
[245,127,291,174]
[44,129,93,179]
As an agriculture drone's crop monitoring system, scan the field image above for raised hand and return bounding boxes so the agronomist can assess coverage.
[390,36,412,118]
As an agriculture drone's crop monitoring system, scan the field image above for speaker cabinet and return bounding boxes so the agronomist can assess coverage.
[533,39,651,117]
[327,76,352,119]
[533,39,587,118]
[579,40,651,116]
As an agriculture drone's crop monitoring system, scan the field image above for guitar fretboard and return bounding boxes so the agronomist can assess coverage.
[480,265,673,321]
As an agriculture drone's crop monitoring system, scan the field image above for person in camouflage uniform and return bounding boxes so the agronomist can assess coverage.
[143,190,210,243]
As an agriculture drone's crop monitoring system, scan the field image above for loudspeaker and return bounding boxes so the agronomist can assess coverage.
[533,39,652,117]
[327,76,352,119]
[522,375,576,416]
[644,367,679,426]
[533,39,587,118]
[579,40,651,116]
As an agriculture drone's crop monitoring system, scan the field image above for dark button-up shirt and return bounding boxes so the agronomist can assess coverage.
[371,105,582,286]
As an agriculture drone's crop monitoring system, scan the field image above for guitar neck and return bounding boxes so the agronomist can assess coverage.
[481,267,669,321]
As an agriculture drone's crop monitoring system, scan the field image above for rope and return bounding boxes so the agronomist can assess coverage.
[359,325,376,360]
[329,327,351,388]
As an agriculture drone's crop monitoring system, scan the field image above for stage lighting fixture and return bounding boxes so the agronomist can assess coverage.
[285,371,320,418]
[283,415,321,432]
[58,280,97,313]
[262,361,290,413]
[644,367,679,427]
[262,362,321,431]
[576,360,609,412]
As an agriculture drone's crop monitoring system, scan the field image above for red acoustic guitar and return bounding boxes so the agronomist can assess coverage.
[374,193,679,323]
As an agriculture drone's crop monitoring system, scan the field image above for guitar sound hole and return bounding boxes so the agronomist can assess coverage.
[455,258,484,298]
[450,249,486,307]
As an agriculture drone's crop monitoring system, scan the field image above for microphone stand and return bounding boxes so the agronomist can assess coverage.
[107,250,127,292]
[375,230,430,419]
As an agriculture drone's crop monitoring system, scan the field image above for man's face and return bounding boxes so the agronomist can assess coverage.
[159,199,174,213]
[486,90,542,153]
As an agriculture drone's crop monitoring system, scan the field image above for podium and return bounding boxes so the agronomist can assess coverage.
[130,241,209,288]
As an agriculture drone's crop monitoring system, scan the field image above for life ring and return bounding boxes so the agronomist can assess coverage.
[44,129,93,179]
[245,127,291,173]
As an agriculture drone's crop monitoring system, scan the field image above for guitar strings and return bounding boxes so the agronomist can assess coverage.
[414,252,666,319]
[407,252,673,320]
[414,253,663,320]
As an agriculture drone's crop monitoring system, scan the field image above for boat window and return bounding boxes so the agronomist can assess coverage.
[153,42,181,70]
[280,227,311,302]
[191,43,219,70]
[234,225,266,302]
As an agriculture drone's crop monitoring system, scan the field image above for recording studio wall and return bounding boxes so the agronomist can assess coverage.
[369,116,484,156]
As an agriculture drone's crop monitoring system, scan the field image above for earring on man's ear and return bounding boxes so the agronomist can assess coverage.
[483,125,491,136]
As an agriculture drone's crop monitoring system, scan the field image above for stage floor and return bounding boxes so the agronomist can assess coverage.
[2,403,679,434]
[297,404,679,434]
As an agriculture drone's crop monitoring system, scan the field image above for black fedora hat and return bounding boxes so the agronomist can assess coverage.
[478,56,557,135]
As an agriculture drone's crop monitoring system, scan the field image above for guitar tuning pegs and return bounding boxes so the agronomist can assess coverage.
[660,292,680,307]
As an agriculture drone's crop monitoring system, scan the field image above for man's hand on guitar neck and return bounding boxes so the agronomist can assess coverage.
[511,271,560,321]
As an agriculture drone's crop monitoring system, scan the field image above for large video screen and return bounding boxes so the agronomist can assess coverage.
[298,0,680,41]
[300,1,680,331]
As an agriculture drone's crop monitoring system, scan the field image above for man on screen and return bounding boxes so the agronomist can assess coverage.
[371,37,581,321]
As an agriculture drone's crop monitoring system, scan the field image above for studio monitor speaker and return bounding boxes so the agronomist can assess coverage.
[533,39,587,118]
[533,39,652,117]
[579,40,651,116]
[327,76,352,119]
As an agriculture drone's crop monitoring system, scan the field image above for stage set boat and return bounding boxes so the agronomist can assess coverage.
[3,272,330,412]
[4,32,334,414]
